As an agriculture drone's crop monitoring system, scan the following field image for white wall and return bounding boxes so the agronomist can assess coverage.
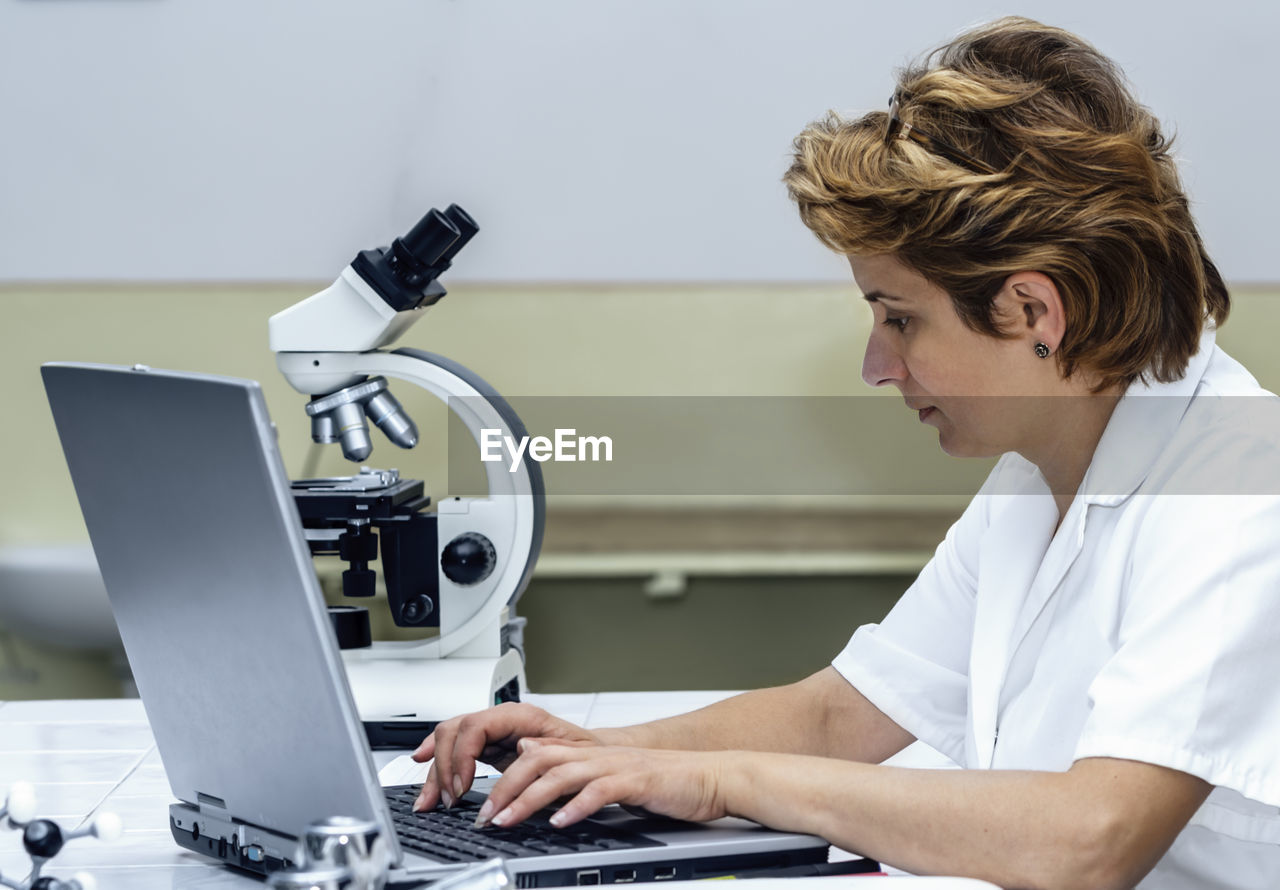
[1,0,1275,283]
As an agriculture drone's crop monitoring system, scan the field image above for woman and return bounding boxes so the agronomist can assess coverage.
[411,18,1280,889]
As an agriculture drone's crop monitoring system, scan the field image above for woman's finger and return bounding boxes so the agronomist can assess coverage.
[479,744,520,771]
[478,744,597,826]
[525,736,597,749]
[477,745,558,824]
[551,776,631,828]
[489,757,606,828]
[437,704,567,797]
[414,760,443,813]
[430,720,462,808]
[411,731,437,764]
[450,718,499,801]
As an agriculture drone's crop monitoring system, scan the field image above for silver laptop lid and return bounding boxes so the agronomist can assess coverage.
[42,362,399,852]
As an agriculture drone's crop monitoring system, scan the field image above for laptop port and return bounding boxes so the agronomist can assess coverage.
[576,870,601,885]
[613,870,636,883]
[654,867,677,880]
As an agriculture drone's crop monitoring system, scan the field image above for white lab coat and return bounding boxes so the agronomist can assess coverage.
[833,327,1280,889]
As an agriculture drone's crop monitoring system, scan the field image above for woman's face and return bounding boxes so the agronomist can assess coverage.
[850,253,1050,458]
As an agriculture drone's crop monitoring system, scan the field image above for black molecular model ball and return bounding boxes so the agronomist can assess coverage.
[23,818,66,859]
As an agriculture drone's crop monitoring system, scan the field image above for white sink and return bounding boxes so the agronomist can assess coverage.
[0,544,121,651]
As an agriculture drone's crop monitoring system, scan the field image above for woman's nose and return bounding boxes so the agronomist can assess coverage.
[861,329,907,388]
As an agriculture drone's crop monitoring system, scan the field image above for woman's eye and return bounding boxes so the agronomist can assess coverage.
[883,315,911,332]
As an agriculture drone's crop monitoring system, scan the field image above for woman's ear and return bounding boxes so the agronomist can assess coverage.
[995,271,1065,349]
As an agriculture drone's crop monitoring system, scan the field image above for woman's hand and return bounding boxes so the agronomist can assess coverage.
[474,741,730,829]
[411,703,603,811]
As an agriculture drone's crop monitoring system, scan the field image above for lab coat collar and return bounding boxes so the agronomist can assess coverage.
[967,326,1217,768]
[1080,325,1217,506]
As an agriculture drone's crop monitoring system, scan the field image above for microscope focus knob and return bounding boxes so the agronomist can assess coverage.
[342,568,377,598]
[441,533,497,586]
[400,595,435,625]
[328,605,373,649]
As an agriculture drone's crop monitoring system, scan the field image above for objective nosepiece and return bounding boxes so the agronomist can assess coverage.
[305,377,418,462]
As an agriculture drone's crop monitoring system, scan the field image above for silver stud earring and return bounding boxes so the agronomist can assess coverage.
[1034,342,1051,359]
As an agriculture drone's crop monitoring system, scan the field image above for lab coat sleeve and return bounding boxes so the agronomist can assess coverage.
[1075,489,1280,808]
[830,457,1005,766]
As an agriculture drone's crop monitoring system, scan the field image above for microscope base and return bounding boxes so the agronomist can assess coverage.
[341,648,526,749]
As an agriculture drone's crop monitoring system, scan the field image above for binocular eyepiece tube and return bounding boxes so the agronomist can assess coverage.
[388,204,479,289]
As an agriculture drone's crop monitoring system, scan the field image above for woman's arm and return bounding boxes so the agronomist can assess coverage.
[596,666,915,763]
[481,745,1210,890]
[414,666,913,810]
[730,753,1210,890]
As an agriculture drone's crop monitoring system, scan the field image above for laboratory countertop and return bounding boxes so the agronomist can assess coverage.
[0,693,989,890]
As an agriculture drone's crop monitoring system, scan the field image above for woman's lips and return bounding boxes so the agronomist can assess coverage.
[918,407,936,422]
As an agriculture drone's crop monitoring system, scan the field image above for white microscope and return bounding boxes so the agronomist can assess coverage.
[268,205,545,747]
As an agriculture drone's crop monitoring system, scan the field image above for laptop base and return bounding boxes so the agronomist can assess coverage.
[171,799,846,888]
[504,847,842,888]
[169,804,296,876]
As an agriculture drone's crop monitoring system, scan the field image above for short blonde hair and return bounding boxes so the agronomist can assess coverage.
[783,17,1229,391]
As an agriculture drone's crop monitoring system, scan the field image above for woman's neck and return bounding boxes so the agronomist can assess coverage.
[1020,387,1125,531]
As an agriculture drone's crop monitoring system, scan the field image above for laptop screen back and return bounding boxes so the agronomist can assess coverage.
[42,362,394,844]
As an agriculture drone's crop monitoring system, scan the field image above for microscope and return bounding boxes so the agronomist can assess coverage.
[269,205,545,747]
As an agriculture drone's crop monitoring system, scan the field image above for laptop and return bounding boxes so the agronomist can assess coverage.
[42,362,835,887]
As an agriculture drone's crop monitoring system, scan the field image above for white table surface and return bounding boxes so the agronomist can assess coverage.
[0,693,989,889]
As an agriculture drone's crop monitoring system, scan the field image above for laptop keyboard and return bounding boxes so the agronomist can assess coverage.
[384,785,664,864]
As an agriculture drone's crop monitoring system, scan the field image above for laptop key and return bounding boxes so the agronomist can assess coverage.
[382,785,665,860]
[539,843,579,855]
[593,838,637,850]
[403,842,465,863]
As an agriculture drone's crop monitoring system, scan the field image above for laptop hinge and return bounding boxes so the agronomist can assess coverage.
[197,791,228,809]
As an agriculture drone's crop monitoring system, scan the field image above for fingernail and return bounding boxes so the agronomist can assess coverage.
[491,806,513,827]
[453,776,464,799]
[549,810,568,828]
[473,800,494,827]
[412,793,427,813]
[442,789,454,809]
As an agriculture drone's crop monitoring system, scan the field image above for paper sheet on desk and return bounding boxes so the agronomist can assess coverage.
[378,755,501,786]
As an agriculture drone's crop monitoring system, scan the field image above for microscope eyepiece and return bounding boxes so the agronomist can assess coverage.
[401,208,461,269]
[349,204,478,313]
[388,209,460,290]
[440,204,479,262]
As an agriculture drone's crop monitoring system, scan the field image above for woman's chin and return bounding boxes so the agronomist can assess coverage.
[935,428,1000,459]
